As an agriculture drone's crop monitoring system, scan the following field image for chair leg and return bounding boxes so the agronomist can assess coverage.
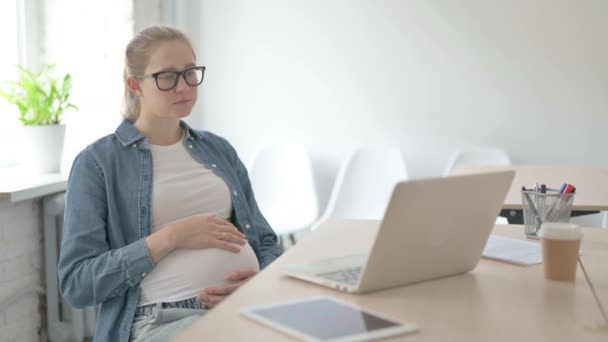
[278,234,298,250]
[288,233,297,246]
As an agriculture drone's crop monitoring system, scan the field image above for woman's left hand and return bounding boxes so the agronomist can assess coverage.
[198,268,258,308]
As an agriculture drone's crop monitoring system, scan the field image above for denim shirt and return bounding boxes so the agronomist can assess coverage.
[58,120,282,342]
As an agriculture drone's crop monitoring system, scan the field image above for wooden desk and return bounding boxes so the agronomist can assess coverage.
[176,220,608,341]
[451,165,608,223]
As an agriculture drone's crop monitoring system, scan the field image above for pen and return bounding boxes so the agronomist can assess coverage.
[521,187,541,217]
[546,183,576,222]
[539,184,547,227]
[522,186,542,233]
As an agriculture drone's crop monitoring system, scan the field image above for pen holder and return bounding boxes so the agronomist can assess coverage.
[521,189,575,238]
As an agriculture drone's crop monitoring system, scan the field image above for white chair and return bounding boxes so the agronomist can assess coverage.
[444,146,511,224]
[569,212,606,229]
[443,146,512,177]
[248,144,319,244]
[312,145,408,230]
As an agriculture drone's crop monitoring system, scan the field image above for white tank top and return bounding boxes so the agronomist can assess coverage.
[138,132,260,306]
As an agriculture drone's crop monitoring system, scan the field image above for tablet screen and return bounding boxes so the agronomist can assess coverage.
[243,297,416,341]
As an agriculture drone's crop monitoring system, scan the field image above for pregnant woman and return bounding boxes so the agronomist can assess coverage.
[58,25,282,342]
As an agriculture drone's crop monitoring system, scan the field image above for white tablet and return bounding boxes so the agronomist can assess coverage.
[240,296,417,342]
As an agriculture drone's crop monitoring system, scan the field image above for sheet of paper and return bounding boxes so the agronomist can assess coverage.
[482,235,542,266]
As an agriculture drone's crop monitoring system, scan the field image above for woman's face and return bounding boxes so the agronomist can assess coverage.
[137,40,198,121]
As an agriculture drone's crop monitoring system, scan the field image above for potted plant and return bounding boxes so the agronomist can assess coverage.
[0,65,78,173]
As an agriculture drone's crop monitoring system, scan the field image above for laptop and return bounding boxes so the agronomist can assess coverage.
[283,170,515,293]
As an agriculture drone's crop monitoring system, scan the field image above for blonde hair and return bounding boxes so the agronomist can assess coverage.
[122,25,196,122]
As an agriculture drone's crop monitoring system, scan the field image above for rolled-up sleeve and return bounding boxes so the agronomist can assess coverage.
[58,149,154,308]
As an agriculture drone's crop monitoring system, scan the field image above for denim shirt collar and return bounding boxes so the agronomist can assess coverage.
[114,119,204,148]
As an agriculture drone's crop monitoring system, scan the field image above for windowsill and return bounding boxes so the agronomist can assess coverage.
[0,166,68,203]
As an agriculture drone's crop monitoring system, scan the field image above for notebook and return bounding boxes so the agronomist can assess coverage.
[482,235,542,265]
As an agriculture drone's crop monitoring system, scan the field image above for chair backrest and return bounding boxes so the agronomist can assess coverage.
[443,146,512,177]
[248,144,319,235]
[313,145,408,229]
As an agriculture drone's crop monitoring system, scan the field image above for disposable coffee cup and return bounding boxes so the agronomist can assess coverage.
[537,223,582,281]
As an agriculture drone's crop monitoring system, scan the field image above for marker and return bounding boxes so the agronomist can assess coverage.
[560,183,576,195]
[546,183,576,222]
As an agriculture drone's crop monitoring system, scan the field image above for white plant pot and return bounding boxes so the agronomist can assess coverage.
[21,125,66,174]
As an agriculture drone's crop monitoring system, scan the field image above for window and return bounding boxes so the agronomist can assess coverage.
[0,0,134,171]
[44,0,133,172]
[0,0,21,166]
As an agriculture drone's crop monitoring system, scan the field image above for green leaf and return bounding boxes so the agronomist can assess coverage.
[1,64,77,125]
[62,74,72,93]
[0,89,13,102]
[16,101,27,115]
[47,82,57,111]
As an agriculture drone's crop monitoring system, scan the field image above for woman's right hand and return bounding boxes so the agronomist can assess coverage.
[171,215,247,253]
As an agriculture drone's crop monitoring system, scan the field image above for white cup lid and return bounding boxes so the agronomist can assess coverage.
[537,222,583,240]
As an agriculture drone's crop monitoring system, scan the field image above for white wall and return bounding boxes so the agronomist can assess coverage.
[180,0,607,209]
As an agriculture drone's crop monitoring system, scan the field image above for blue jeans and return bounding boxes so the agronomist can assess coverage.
[130,297,208,342]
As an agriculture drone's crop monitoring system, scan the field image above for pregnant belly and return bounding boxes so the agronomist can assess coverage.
[139,243,260,305]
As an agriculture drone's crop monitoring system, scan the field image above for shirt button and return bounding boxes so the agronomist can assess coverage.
[188,144,193,149]
[233,191,238,197]
[212,164,217,168]
[245,224,251,229]
[132,144,137,148]
[140,272,147,277]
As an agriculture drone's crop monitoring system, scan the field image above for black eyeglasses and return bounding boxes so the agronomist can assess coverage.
[140,66,206,91]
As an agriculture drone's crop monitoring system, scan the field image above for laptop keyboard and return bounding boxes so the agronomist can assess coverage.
[316,266,362,285]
